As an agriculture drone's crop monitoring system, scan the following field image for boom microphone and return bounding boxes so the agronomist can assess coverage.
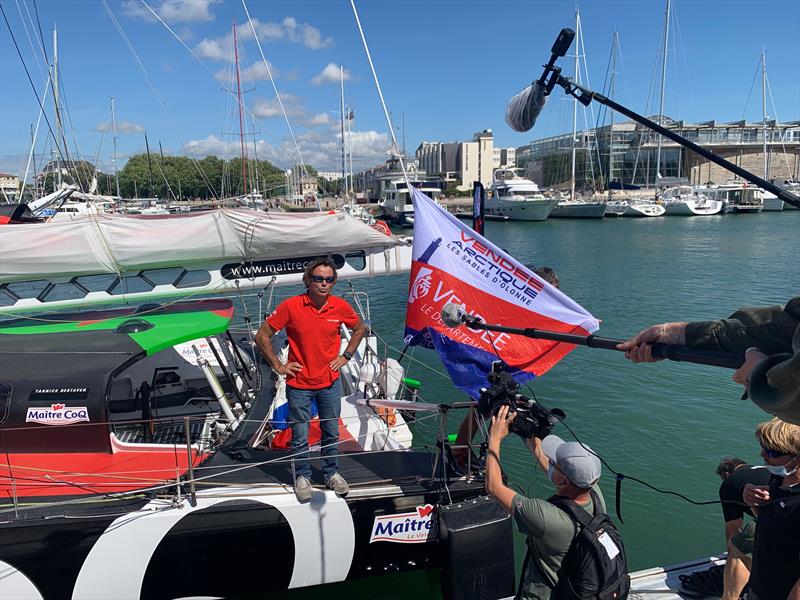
[441,302,483,328]
[441,302,466,327]
[505,28,575,133]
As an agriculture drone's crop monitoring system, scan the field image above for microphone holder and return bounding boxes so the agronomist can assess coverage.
[460,317,744,369]
[535,29,799,207]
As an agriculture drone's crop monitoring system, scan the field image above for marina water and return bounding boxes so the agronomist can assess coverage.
[252,211,798,593]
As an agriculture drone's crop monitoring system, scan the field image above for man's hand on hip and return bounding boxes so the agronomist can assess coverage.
[276,362,303,377]
[329,355,349,371]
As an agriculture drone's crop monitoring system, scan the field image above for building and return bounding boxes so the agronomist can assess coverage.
[516,117,800,190]
[285,166,318,202]
[414,129,500,192]
[0,173,20,201]
[316,171,343,182]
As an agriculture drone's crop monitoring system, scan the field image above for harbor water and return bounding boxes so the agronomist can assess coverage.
[242,211,799,598]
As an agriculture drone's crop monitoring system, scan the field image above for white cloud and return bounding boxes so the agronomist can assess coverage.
[306,113,331,127]
[196,37,229,61]
[94,121,145,134]
[123,0,219,24]
[195,16,331,61]
[215,61,278,84]
[312,63,352,86]
[183,127,389,172]
[252,94,304,119]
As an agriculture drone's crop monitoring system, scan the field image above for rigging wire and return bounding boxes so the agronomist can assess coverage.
[99,0,220,201]
[240,0,321,211]
[349,0,410,190]
[14,0,46,82]
[0,2,70,183]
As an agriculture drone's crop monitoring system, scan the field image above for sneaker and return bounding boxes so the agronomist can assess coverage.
[294,476,312,502]
[325,472,349,497]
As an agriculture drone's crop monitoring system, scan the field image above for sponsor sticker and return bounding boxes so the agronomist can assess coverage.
[25,403,90,426]
[369,504,435,544]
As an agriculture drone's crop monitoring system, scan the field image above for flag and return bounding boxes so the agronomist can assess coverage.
[404,187,600,399]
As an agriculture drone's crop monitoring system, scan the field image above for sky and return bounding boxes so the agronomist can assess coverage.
[1,0,798,180]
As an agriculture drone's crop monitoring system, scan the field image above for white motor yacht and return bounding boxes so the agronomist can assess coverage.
[661,186,723,216]
[697,184,764,214]
[486,168,558,221]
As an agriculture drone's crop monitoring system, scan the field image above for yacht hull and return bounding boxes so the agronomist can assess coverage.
[624,203,666,217]
[549,202,606,219]
[0,475,487,600]
[484,198,558,221]
[664,200,723,216]
[762,197,784,211]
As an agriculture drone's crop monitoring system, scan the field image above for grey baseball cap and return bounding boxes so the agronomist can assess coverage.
[541,434,601,489]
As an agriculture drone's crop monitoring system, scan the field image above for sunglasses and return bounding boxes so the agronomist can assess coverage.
[311,275,335,284]
[761,445,786,459]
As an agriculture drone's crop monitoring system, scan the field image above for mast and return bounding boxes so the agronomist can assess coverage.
[570,9,579,201]
[144,133,154,198]
[233,18,248,196]
[348,107,354,198]
[655,0,671,188]
[251,112,260,196]
[608,30,618,202]
[340,65,347,199]
[111,96,120,197]
[52,27,63,189]
[761,48,768,180]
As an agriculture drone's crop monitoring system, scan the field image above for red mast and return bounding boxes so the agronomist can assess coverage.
[233,18,248,195]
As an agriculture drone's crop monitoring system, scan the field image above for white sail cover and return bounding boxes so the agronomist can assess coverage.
[0,208,402,284]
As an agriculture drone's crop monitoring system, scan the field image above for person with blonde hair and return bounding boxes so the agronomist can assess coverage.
[742,418,800,600]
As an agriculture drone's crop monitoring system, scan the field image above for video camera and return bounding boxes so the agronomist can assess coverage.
[478,361,565,439]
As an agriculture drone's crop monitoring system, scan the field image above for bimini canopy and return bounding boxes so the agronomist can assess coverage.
[0,208,411,314]
[0,299,233,453]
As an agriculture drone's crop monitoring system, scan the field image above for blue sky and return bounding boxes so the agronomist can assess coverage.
[1,0,798,180]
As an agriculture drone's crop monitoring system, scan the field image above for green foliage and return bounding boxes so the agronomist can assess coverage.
[117,153,286,199]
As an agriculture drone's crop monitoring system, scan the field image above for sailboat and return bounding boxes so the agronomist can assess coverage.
[550,10,606,220]
[661,185,722,215]
[623,0,674,219]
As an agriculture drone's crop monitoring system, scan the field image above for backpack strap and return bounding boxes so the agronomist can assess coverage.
[548,489,601,530]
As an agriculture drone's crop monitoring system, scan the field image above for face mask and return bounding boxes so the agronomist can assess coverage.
[756,458,799,479]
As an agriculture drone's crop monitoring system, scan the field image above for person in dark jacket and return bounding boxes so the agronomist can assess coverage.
[617,297,800,424]
[716,457,770,600]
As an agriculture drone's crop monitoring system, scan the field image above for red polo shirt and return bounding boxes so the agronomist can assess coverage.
[266,293,360,390]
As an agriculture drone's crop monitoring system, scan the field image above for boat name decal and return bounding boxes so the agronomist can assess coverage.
[369,504,435,544]
[445,232,542,306]
[29,387,89,402]
[26,403,90,425]
[221,254,345,280]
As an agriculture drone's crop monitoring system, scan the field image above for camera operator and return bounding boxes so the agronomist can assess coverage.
[486,405,605,600]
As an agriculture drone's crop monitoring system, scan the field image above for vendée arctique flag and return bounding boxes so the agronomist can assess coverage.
[403,187,600,399]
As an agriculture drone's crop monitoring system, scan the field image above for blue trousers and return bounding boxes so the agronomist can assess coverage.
[287,379,342,480]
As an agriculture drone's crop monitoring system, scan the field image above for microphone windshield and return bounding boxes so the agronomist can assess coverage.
[441,302,466,328]
[505,80,547,133]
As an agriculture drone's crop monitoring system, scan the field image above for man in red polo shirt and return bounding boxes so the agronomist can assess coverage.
[255,258,365,502]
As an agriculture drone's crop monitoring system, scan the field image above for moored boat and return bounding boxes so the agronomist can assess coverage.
[549,197,606,219]
[486,168,558,221]
[0,298,495,599]
[661,186,723,216]
[624,200,666,218]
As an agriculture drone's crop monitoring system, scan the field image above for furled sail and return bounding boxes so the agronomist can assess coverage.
[0,208,411,314]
